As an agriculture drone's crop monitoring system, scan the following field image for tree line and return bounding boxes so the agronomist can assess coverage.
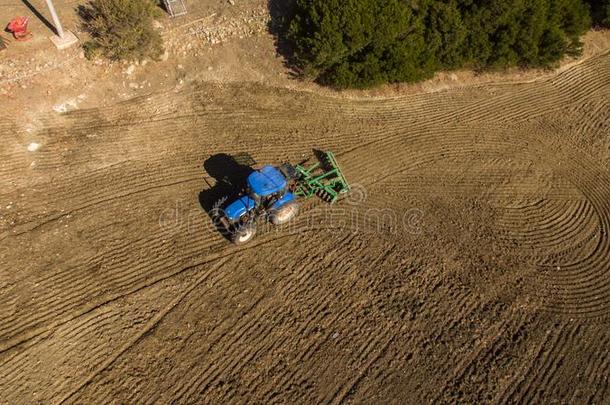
[286,0,610,88]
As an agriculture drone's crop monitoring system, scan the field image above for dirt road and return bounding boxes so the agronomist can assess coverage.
[1,46,610,403]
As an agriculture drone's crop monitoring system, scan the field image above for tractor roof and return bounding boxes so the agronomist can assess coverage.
[248,166,287,197]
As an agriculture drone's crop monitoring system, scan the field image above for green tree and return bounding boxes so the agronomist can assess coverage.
[459,0,589,67]
[288,0,437,88]
[423,0,467,69]
[286,0,593,88]
[81,0,164,61]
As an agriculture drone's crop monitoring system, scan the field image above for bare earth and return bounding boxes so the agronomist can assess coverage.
[1,0,610,404]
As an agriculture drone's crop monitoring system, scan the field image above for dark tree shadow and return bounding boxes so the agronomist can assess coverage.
[21,0,57,35]
[76,3,94,35]
[267,0,300,78]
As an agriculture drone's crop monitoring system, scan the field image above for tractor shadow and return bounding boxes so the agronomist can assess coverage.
[198,153,256,239]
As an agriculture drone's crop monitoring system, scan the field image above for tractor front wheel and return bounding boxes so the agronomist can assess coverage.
[232,223,257,245]
[269,202,299,225]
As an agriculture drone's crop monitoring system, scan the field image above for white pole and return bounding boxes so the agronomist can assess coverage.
[44,0,65,38]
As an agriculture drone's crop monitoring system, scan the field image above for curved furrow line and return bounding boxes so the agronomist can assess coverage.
[443,85,559,127]
[526,227,595,268]
[496,200,575,235]
[526,224,600,267]
[519,210,596,250]
[585,344,610,403]
[502,201,590,245]
[321,324,396,405]
[572,330,610,399]
[16,102,478,229]
[496,199,561,220]
[338,112,608,318]
[59,256,234,405]
[455,54,610,127]
[0,268,192,403]
[1,174,202,239]
[0,221,216,336]
[502,199,589,230]
[182,247,362,401]
[251,258,395,403]
[527,324,583,403]
[172,297,310,401]
[491,132,610,315]
[511,323,578,403]
[555,71,610,106]
[0,227,239,353]
[0,312,125,397]
[165,235,353,402]
[572,99,608,137]
[1,159,203,223]
[551,52,610,89]
[494,320,556,404]
[532,258,610,304]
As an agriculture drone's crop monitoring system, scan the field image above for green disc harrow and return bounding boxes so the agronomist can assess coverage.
[293,151,350,203]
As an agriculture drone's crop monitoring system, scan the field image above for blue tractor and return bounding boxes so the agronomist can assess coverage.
[215,151,350,245]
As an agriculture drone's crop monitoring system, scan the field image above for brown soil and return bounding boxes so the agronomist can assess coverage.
[2,1,610,404]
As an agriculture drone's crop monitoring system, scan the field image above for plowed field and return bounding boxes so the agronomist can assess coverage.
[1,50,610,404]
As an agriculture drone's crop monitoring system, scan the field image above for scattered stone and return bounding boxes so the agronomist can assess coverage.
[27,142,41,152]
[53,98,80,113]
[125,64,136,75]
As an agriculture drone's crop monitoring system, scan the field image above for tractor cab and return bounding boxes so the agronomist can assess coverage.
[223,165,296,226]
[247,165,288,202]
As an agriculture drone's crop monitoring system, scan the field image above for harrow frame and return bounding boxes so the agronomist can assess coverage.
[292,151,350,203]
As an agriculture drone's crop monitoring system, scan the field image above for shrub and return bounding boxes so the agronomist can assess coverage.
[81,0,164,61]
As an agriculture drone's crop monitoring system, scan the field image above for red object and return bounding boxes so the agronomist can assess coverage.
[7,16,32,41]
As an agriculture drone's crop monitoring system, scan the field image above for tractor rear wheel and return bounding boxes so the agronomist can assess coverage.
[232,223,256,245]
[269,202,299,225]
